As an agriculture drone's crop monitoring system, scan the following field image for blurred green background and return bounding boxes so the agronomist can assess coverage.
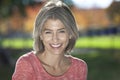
[0,0,120,80]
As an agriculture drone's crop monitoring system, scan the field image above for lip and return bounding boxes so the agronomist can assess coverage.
[50,44,62,48]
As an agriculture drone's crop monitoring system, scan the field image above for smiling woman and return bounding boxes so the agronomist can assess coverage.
[12,0,88,80]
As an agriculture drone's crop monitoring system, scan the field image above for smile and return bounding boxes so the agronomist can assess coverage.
[50,44,62,48]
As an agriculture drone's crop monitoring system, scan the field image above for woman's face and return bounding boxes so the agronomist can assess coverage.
[41,19,70,55]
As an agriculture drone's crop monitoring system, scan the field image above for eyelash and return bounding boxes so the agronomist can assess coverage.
[59,30,65,33]
[45,31,51,34]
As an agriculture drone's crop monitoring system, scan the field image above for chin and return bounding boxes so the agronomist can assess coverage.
[51,49,64,55]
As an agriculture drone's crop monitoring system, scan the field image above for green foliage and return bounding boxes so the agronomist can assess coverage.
[1,38,33,49]
[106,2,120,24]
[75,35,120,49]
[0,0,26,18]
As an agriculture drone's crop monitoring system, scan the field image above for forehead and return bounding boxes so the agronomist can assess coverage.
[42,19,66,30]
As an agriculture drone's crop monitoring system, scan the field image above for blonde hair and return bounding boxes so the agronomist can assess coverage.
[33,0,79,53]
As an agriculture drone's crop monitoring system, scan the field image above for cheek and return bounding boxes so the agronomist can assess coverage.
[43,37,51,42]
[58,34,69,42]
[41,35,51,45]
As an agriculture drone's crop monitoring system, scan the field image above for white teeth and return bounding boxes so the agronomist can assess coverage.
[51,44,61,48]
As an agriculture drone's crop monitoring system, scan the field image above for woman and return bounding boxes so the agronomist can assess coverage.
[12,0,87,80]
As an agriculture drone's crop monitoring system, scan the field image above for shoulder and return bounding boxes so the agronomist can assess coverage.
[15,51,36,67]
[69,55,87,68]
[12,51,36,79]
[13,51,36,73]
[17,51,35,62]
[68,55,88,79]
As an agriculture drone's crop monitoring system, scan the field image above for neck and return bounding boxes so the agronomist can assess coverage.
[37,51,65,68]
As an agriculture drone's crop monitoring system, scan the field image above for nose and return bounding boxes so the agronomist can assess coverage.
[52,32,59,43]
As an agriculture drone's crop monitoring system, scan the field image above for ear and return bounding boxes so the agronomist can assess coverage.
[69,35,72,39]
[40,35,43,40]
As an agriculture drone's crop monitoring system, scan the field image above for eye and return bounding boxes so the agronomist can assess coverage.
[45,31,52,34]
[59,30,66,33]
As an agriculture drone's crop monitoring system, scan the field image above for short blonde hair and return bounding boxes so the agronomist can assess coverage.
[33,0,79,53]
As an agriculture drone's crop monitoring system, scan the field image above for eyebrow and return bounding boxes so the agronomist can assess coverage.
[43,28,66,31]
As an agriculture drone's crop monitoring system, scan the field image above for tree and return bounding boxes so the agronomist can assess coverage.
[106,2,120,25]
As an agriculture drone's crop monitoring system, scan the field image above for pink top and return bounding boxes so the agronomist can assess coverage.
[12,51,87,80]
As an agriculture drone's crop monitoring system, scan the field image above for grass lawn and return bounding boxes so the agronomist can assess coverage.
[1,35,120,49]
[75,35,120,49]
[72,52,120,80]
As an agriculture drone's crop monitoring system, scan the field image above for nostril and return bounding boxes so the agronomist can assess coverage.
[52,38,58,43]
